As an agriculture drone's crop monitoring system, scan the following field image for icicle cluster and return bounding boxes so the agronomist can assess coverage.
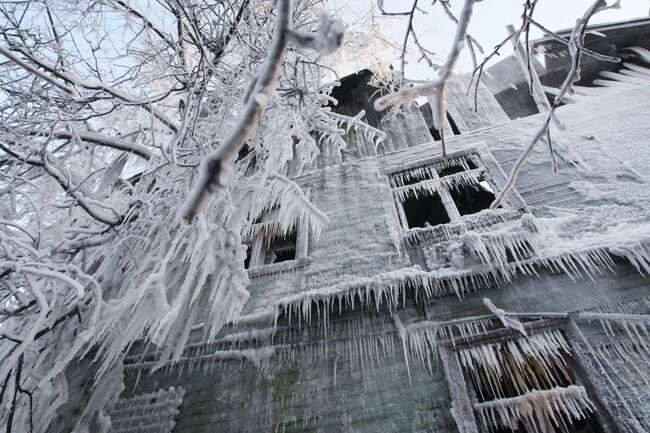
[609,240,650,276]
[328,111,387,153]
[392,168,484,202]
[544,49,650,104]
[107,387,185,433]
[394,316,496,376]
[473,385,594,433]
[456,329,572,401]
[391,154,481,187]
[402,209,522,246]
[123,314,399,376]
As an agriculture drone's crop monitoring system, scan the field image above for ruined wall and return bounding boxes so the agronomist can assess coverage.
[115,79,650,433]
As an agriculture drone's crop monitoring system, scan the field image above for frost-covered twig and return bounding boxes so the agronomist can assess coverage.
[373,0,477,157]
[181,3,344,223]
[0,45,79,97]
[483,298,527,335]
[180,0,293,223]
[491,0,609,208]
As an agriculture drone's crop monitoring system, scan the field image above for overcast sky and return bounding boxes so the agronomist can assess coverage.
[329,0,649,78]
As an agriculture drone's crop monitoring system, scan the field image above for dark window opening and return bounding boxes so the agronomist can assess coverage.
[243,243,252,269]
[264,232,297,265]
[429,127,441,141]
[447,112,461,135]
[449,180,496,216]
[402,193,450,228]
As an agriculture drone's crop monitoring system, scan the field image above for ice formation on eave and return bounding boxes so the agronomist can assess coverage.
[544,48,650,104]
[264,219,650,327]
[390,153,482,187]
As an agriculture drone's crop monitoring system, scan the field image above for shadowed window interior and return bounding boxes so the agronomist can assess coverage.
[242,209,298,269]
[264,232,297,264]
[402,192,451,228]
[449,180,496,216]
[390,153,497,230]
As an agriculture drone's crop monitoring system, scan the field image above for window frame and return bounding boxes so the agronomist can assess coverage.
[386,144,526,232]
[242,209,309,275]
[436,317,632,433]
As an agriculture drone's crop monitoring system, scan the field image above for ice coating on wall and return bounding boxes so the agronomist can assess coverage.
[112,43,650,433]
[106,387,185,433]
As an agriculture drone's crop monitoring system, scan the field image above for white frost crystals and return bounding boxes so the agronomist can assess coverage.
[106,387,185,433]
[474,385,595,433]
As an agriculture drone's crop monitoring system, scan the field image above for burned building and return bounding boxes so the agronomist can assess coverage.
[111,18,650,433]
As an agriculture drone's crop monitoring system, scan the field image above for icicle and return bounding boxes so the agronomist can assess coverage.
[392,168,485,202]
[474,386,594,433]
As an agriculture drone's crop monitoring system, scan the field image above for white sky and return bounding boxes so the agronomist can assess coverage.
[329,0,649,79]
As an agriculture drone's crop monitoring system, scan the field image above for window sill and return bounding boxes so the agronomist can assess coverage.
[247,257,310,278]
[402,209,523,246]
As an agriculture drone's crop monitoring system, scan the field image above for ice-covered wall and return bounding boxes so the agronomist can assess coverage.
[116,70,650,433]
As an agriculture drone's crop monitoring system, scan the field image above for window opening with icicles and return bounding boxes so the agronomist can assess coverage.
[456,328,604,433]
[242,208,299,269]
[390,153,497,230]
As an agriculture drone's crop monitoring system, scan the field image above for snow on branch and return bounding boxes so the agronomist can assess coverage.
[373,0,477,157]
[181,2,344,223]
[483,298,526,336]
[491,0,610,208]
[0,45,79,97]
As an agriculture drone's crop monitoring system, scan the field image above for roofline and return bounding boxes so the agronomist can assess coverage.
[531,16,650,47]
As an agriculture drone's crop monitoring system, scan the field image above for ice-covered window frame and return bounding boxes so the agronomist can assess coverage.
[436,319,630,433]
[388,148,523,231]
[241,208,308,274]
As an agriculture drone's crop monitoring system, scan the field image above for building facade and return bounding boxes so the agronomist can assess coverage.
[109,19,650,433]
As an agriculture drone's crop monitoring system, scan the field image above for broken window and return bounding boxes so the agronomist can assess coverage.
[390,153,497,230]
[242,209,300,269]
[457,329,604,433]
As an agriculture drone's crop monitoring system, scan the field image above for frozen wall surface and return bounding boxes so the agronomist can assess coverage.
[117,30,650,433]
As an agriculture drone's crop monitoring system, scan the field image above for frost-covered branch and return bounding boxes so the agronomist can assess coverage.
[373,0,477,157]
[181,2,344,223]
[490,0,609,208]
[0,45,79,97]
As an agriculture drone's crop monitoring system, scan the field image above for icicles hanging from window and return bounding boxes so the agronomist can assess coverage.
[392,168,485,202]
[395,317,497,374]
[456,329,572,402]
[473,385,594,433]
[402,209,522,246]
[391,153,482,187]
[609,240,650,276]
